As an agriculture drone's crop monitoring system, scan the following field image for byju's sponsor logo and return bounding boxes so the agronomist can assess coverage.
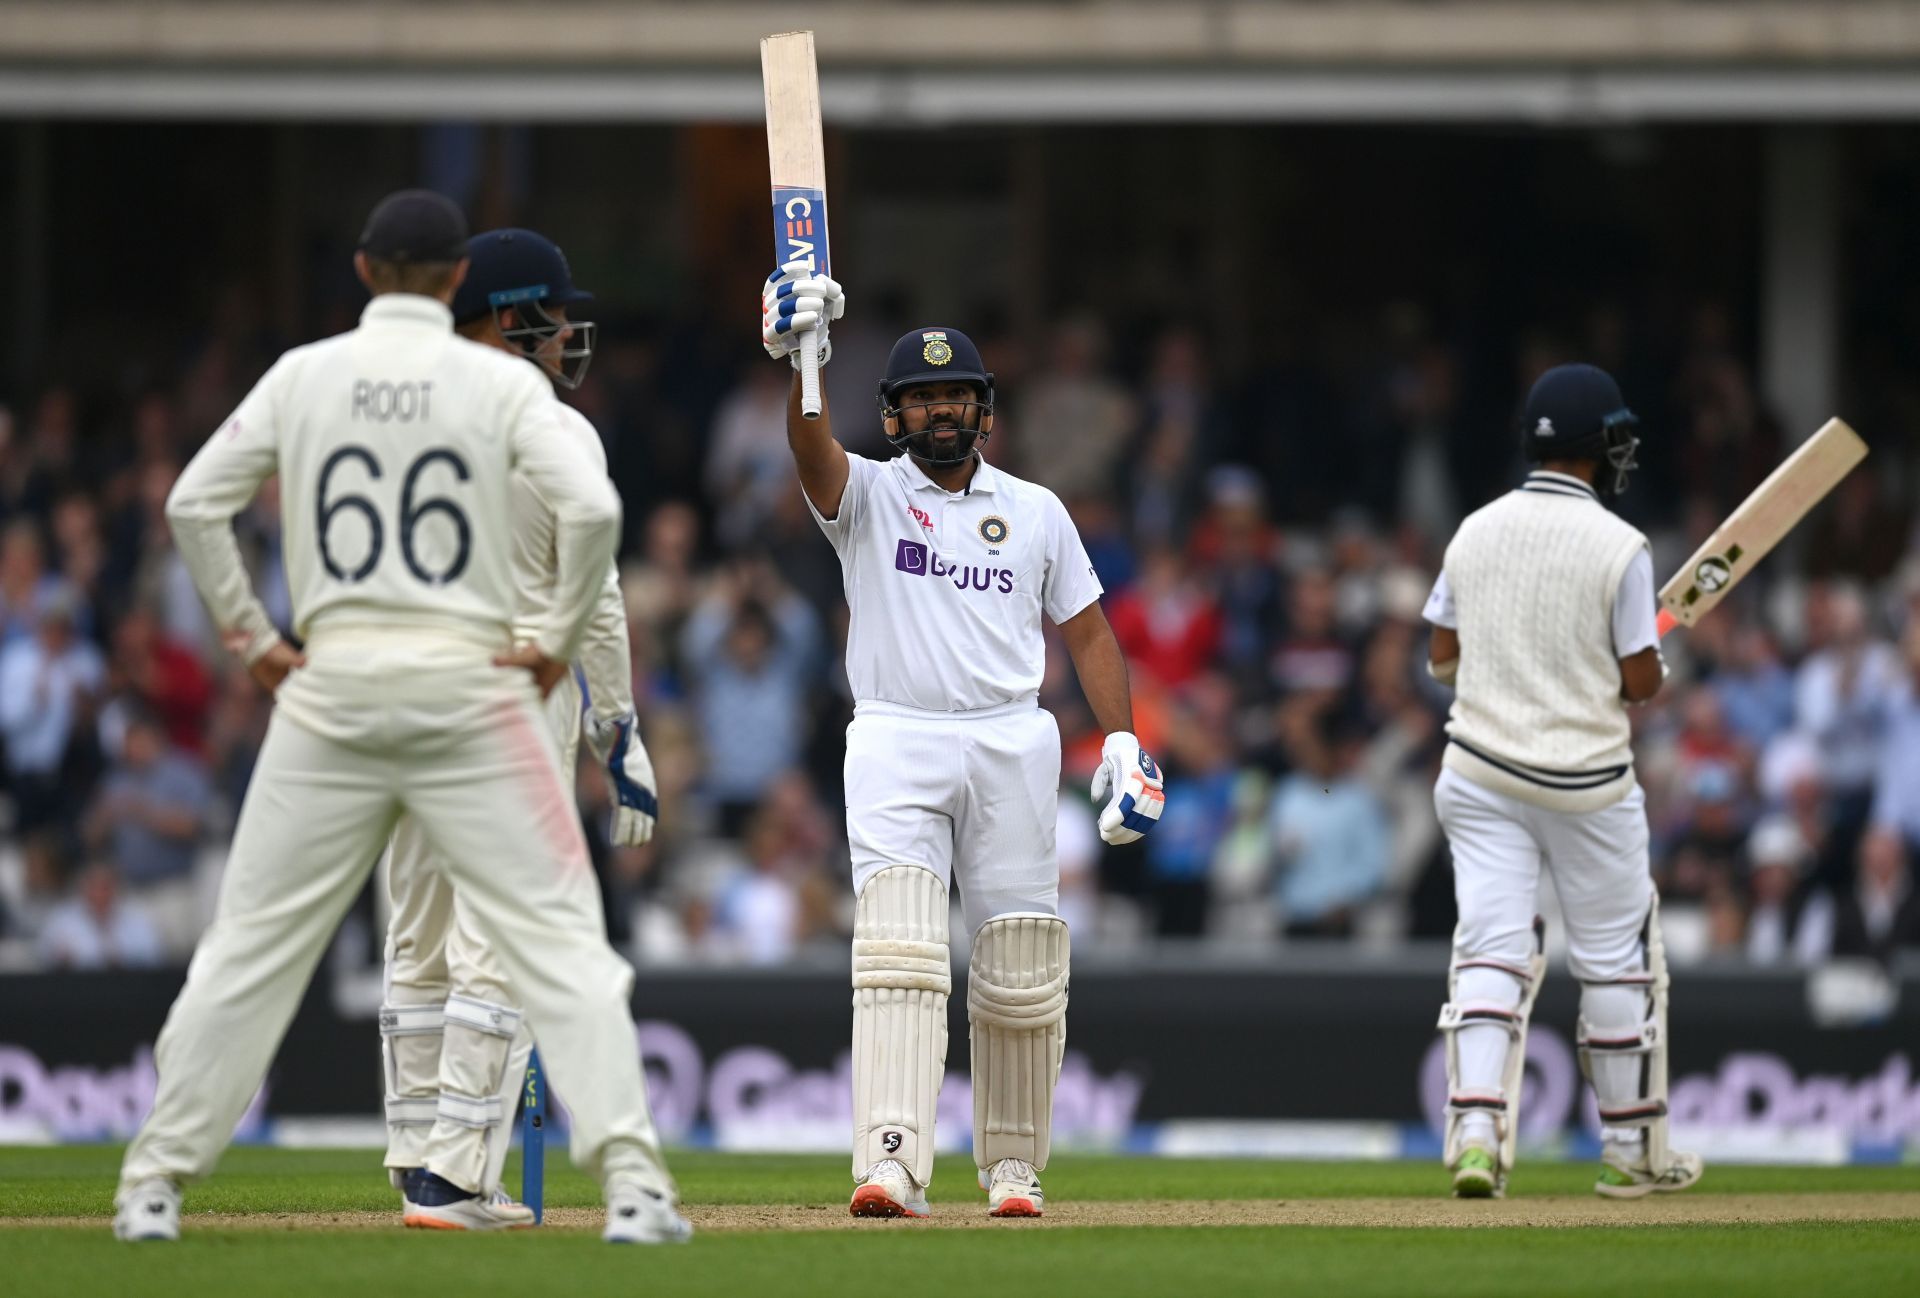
[894,540,1013,593]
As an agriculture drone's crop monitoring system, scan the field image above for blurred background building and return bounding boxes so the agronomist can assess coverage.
[1,1,1916,988]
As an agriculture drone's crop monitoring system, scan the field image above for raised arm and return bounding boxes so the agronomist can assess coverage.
[787,373,850,519]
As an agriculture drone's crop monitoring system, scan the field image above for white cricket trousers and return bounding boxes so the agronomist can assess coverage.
[1435,766,1653,981]
[119,630,669,1197]
[844,697,1061,935]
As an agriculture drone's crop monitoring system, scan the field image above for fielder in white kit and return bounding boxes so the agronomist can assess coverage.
[114,192,686,1244]
[762,263,1165,1218]
[1425,363,1702,1200]
[379,227,665,1231]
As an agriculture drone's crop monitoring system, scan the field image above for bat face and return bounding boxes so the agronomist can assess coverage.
[772,184,829,279]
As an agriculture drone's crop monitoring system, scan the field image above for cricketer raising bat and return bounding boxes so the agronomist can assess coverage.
[762,30,832,419]
[1656,417,1869,638]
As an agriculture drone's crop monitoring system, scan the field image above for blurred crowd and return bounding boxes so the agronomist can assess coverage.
[2,292,1917,974]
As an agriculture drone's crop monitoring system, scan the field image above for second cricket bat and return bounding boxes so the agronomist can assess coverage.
[761,30,831,419]
[1657,417,1868,637]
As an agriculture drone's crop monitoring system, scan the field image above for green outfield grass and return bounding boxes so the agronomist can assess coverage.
[2,1147,1917,1298]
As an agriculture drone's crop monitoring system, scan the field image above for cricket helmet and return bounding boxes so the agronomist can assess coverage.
[1521,362,1641,499]
[451,228,597,389]
[876,326,995,466]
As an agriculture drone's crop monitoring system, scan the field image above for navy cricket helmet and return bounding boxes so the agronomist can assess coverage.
[450,228,597,389]
[876,327,995,467]
[1521,362,1642,499]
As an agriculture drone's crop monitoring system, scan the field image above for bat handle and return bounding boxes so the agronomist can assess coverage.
[799,331,823,419]
[1656,608,1678,640]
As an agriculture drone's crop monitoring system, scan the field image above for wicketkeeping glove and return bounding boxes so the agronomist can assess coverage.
[584,712,659,846]
[1090,730,1166,846]
[762,260,844,368]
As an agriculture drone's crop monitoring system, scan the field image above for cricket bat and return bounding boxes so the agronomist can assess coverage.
[1656,417,1868,637]
[761,30,831,419]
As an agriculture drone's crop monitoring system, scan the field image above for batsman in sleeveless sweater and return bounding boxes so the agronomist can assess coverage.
[1423,364,1704,1201]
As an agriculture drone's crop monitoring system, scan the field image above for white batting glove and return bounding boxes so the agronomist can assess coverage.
[584,712,658,846]
[762,260,844,368]
[1089,731,1166,846]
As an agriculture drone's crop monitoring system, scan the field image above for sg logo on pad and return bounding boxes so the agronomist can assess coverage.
[895,539,928,573]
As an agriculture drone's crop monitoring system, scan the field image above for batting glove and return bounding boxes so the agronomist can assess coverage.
[762,260,844,368]
[1090,731,1166,846]
[584,712,659,846]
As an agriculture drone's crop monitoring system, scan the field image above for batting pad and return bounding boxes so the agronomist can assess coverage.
[380,1001,444,1171]
[968,912,1069,1170]
[423,993,523,1193]
[852,865,951,1185]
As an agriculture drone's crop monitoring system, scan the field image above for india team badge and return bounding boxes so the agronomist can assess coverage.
[978,515,1009,545]
[922,330,954,366]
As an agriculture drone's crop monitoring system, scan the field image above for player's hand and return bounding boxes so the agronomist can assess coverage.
[1090,731,1166,846]
[246,640,307,695]
[762,260,844,367]
[584,711,659,846]
[494,645,569,698]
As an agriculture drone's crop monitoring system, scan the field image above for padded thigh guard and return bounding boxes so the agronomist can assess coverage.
[852,866,951,1186]
[1437,918,1546,1181]
[969,913,1070,1171]
[422,993,524,1192]
[1577,899,1672,1169]
[381,1002,444,1171]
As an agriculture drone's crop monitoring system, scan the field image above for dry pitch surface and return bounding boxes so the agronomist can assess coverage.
[3,1148,1916,1298]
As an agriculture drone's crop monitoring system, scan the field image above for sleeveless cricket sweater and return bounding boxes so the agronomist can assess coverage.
[1440,474,1649,812]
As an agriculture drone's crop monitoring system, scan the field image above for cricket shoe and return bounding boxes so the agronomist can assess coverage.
[113,1177,180,1242]
[1450,1144,1502,1200]
[979,1158,1044,1218]
[602,1180,693,1244]
[850,1159,930,1219]
[1595,1147,1705,1200]
[401,1168,535,1230]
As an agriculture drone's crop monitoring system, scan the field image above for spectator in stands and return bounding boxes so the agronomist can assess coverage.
[1268,707,1389,938]
[1018,316,1136,499]
[1744,814,1821,967]
[1143,689,1238,936]
[0,584,106,835]
[1711,622,1798,751]
[1870,621,1920,860]
[82,708,213,953]
[102,606,213,757]
[705,363,795,552]
[1270,566,1353,702]
[1826,828,1920,966]
[1794,581,1903,886]
[680,564,821,831]
[35,860,164,971]
[707,807,804,966]
[1187,466,1283,681]
[48,491,107,639]
[1108,544,1223,691]
[0,518,58,646]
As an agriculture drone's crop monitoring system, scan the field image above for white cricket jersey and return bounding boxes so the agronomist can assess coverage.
[165,294,620,669]
[1427,469,1650,812]
[509,402,635,723]
[808,452,1103,712]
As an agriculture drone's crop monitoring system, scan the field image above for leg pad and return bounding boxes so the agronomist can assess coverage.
[969,912,1070,1172]
[852,866,951,1186]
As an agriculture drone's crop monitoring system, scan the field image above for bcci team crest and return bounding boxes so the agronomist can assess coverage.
[922,330,954,366]
[1694,556,1732,593]
[1534,417,1555,438]
[978,515,1009,545]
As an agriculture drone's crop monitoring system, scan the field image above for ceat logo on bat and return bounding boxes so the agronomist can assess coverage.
[772,185,829,276]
